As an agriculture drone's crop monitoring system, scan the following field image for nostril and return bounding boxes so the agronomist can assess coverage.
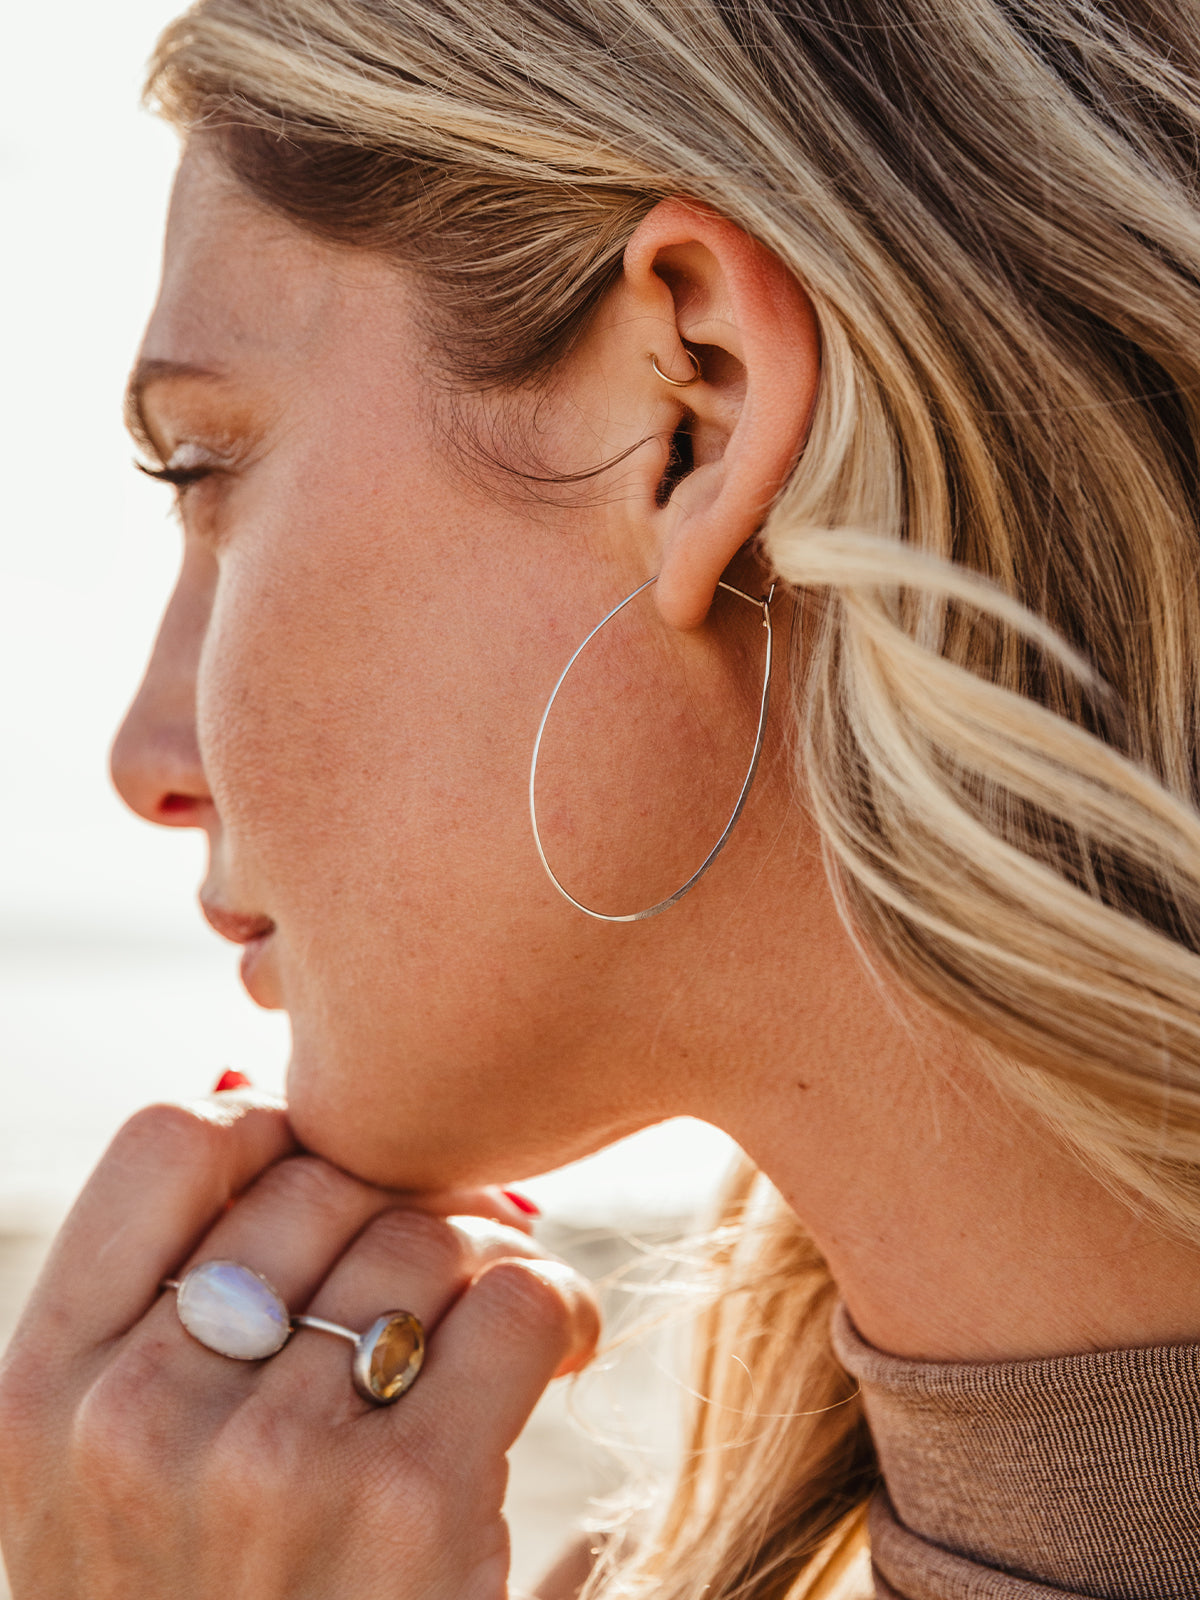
[110,702,212,828]
[160,793,197,816]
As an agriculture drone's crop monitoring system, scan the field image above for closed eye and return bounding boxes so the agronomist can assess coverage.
[134,459,213,493]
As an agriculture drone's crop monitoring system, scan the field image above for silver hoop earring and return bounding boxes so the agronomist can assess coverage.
[529,576,775,923]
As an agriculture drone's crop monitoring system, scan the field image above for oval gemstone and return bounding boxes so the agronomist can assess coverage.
[176,1260,291,1361]
[355,1311,425,1403]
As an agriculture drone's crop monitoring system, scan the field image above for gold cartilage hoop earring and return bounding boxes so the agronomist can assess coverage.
[529,575,776,923]
[650,349,702,387]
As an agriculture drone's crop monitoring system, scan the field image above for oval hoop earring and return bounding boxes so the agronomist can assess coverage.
[529,576,776,923]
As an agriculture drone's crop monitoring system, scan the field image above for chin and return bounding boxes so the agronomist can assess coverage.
[282,1018,646,1196]
[283,1060,518,1193]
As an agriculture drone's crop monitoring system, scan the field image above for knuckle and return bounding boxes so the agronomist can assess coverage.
[253,1153,364,1214]
[69,1341,177,1495]
[109,1100,227,1177]
[359,1207,467,1280]
[474,1258,577,1340]
[204,1394,305,1506]
[445,1213,536,1259]
[355,1439,455,1542]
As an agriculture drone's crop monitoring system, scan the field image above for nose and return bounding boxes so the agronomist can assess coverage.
[110,545,216,829]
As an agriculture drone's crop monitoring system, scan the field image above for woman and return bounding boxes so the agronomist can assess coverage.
[3,0,1200,1594]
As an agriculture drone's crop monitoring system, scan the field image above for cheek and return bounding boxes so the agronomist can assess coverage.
[192,447,573,1045]
[199,521,525,922]
[185,413,746,1186]
[189,474,651,1186]
[199,554,398,887]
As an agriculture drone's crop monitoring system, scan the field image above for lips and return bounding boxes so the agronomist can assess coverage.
[200,900,281,1008]
[200,901,276,945]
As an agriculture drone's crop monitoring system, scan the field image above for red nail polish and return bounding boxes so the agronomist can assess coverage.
[502,1189,540,1217]
[213,1069,252,1093]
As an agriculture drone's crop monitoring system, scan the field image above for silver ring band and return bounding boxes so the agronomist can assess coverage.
[292,1311,359,1345]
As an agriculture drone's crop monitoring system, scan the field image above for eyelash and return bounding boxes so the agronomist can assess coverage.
[135,460,213,494]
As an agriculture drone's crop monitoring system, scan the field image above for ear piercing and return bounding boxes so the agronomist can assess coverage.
[650,349,702,387]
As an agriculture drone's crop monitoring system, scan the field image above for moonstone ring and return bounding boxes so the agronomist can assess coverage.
[162,1260,426,1405]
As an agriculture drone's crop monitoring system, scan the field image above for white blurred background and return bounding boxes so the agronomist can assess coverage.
[0,3,735,1587]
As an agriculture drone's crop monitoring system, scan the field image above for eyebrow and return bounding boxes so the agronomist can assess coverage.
[123,358,225,457]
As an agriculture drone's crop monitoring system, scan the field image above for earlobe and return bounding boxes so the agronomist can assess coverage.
[620,200,820,631]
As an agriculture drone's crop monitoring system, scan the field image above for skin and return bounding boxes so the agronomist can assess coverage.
[4,139,1200,1595]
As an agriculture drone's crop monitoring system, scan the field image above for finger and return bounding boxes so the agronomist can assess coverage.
[254,1212,553,1411]
[147,1174,539,1370]
[168,1155,411,1304]
[20,1094,295,1351]
[119,1164,538,1402]
[388,1186,539,1235]
[130,1156,423,1395]
[405,1256,601,1458]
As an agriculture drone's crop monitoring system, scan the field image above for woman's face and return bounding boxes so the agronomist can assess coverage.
[112,145,799,1189]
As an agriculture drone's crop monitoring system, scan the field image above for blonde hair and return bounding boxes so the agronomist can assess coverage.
[147,0,1200,1593]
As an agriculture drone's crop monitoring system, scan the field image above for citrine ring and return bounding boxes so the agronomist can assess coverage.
[162,1260,425,1405]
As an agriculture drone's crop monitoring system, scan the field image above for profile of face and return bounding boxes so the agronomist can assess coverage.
[111,142,830,1193]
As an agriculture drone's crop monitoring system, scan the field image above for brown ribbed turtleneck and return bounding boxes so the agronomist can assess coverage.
[830,1303,1200,1599]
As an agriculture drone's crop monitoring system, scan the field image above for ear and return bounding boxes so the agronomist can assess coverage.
[618,198,819,630]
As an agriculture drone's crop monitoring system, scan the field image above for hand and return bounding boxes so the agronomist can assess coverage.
[0,1093,599,1599]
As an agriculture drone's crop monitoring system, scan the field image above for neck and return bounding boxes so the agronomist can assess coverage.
[672,865,1200,1361]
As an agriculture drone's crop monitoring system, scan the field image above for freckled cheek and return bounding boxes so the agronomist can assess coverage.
[192,524,518,932]
[195,549,402,895]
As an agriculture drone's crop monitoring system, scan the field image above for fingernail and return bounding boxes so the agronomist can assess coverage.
[213,1069,252,1093]
[502,1189,540,1217]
